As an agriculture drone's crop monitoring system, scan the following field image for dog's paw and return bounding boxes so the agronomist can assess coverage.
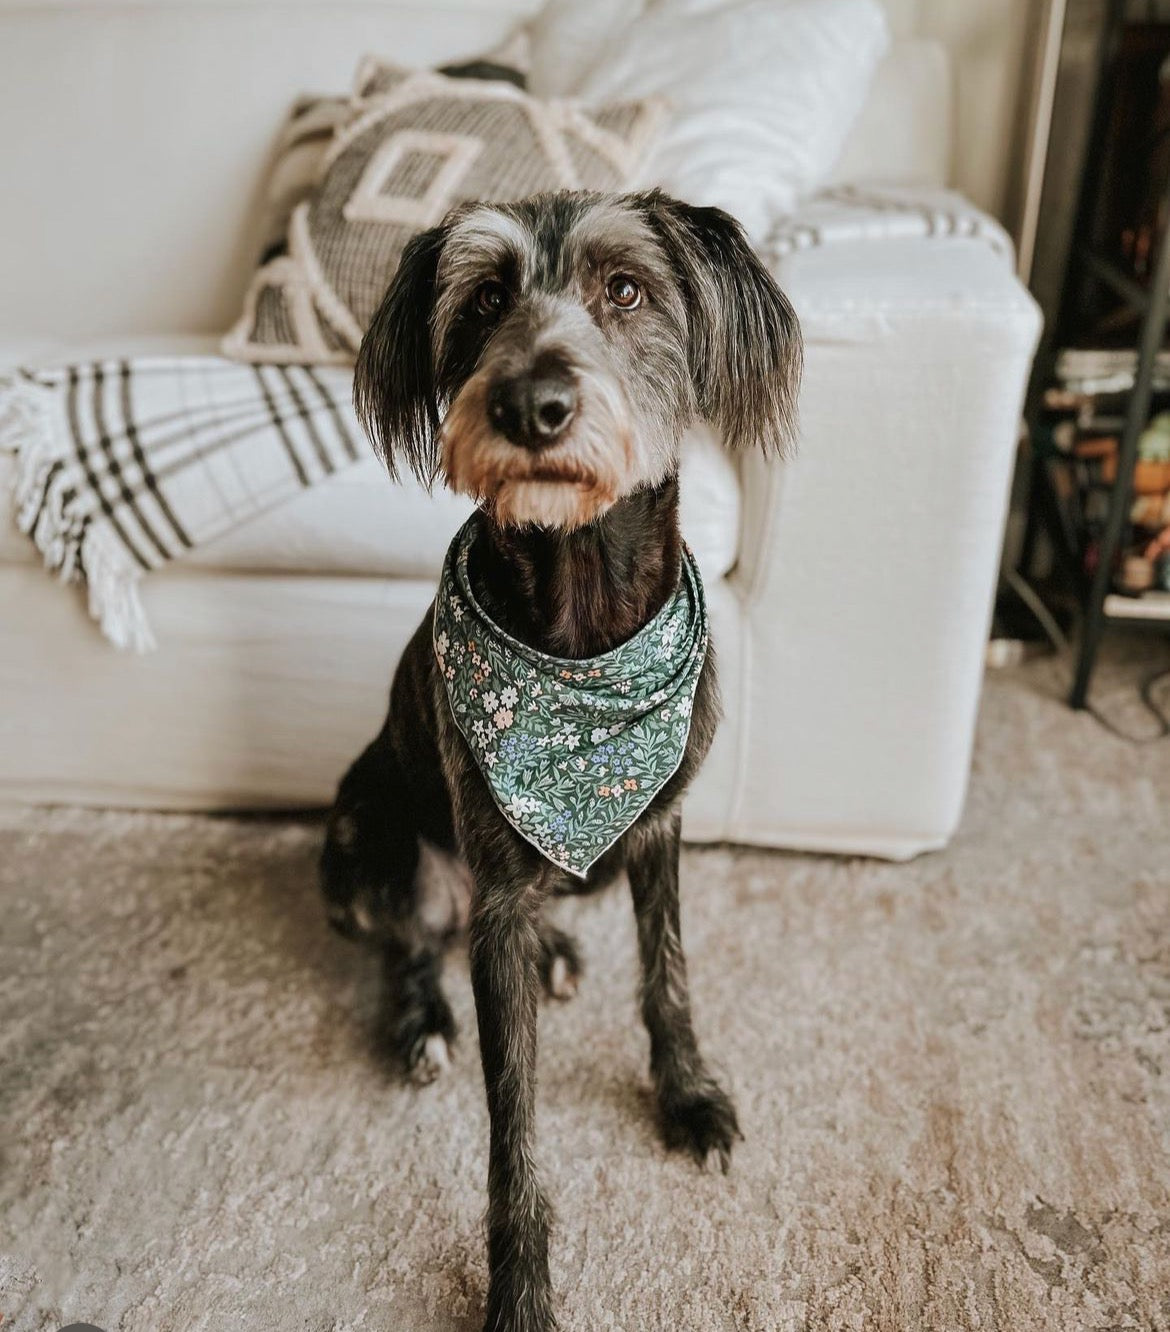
[660,1082,741,1173]
[386,954,457,1085]
[408,1032,452,1085]
[538,926,582,1002]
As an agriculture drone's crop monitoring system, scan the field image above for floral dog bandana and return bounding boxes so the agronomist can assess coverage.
[433,514,709,876]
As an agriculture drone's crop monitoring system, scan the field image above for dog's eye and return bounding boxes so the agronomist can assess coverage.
[606,275,641,310]
[475,281,508,317]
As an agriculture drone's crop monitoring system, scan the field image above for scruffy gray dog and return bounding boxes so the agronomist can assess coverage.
[321,189,801,1332]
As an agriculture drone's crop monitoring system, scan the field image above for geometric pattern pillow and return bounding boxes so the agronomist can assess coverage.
[222,63,665,366]
[250,38,533,269]
[253,94,353,267]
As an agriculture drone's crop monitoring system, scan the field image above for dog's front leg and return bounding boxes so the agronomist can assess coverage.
[468,851,556,1332]
[627,809,740,1171]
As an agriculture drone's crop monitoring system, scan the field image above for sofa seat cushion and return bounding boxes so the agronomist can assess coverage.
[0,337,742,584]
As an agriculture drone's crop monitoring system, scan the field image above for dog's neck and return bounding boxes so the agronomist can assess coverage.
[475,475,683,659]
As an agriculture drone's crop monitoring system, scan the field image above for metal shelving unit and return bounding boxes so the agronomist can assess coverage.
[1068,181,1170,707]
[1020,0,1170,708]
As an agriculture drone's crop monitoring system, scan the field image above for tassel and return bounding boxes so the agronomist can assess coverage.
[0,373,156,652]
[82,522,156,653]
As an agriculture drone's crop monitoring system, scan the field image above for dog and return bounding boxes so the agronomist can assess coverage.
[320,188,801,1332]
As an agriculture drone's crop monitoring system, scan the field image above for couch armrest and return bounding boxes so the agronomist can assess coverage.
[726,231,1041,857]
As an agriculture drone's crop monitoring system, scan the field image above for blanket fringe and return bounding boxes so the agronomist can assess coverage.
[0,374,156,651]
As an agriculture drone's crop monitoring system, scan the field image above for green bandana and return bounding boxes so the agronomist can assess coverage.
[433,514,709,877]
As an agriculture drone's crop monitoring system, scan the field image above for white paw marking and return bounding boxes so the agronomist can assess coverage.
[548,954,578,1000]
[411,1033,451,1085]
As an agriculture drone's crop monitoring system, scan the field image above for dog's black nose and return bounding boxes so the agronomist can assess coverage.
[488,373,577,450]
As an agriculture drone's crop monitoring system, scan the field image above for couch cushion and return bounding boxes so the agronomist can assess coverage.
[827,39,950,189]
[0,338,742,584]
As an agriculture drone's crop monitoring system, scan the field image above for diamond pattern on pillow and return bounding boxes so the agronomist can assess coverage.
[342,130,485,227]
[223,66,665,366]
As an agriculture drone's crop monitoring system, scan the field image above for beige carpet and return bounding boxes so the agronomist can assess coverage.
[3,640,1170,1332]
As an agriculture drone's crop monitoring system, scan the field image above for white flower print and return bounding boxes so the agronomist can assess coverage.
[504,792,538,819]
[482,690,499,713]
[590,727,609,743]
[494,708,514,730]
[436,631,449,656]
[500,685,518,709]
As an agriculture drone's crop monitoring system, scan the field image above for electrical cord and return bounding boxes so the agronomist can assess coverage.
[1005,568,1170,743]
[1088,663,1170,742]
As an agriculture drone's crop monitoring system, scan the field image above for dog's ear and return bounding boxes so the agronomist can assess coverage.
[643,192,802,454]
[354,224,448,484]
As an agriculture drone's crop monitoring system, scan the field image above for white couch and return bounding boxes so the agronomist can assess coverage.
[0,0,1041,859]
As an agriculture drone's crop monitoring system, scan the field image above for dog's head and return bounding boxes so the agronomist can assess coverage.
[355,189,802,529]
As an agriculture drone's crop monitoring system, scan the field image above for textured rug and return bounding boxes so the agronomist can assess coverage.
[3,641,1170,1332]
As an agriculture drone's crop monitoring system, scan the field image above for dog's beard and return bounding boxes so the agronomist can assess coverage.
[439,368,653,529]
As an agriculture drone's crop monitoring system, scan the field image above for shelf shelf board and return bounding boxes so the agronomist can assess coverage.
[1103,592,1170,621]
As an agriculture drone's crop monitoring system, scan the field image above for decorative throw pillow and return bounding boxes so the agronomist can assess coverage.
[534,0,890,242]
[252,33,533,268]
[223,57,665,366]
[255,95,353,264]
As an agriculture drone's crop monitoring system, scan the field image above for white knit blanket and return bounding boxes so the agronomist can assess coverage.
[0,357,358,650]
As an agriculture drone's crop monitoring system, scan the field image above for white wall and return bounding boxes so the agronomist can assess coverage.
[922,0,1048,224]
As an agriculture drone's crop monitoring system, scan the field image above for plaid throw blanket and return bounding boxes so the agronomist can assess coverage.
[763,184,1011,262]
[0,357,359,650]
